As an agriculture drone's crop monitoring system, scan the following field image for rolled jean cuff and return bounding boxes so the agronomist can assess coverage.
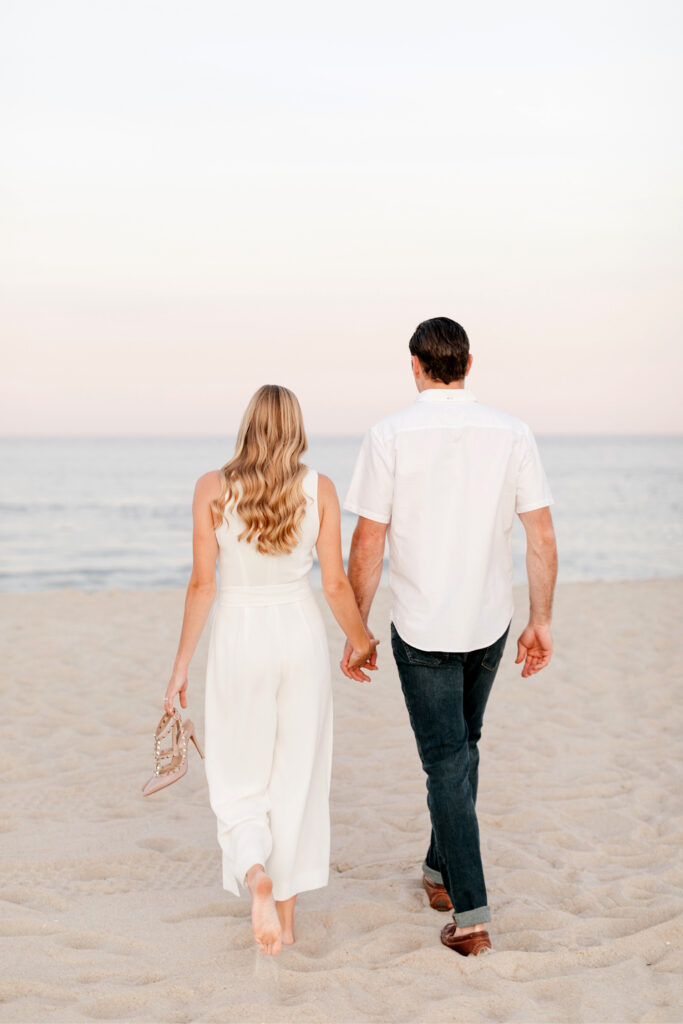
[422,861,444,886]
[453,904,491,927]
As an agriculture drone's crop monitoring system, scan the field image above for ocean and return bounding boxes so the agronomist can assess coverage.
[1,436,681,592]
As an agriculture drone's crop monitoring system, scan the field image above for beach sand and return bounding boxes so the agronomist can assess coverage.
[1,580,682,1023]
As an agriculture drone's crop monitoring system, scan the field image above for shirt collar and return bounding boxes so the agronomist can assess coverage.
[416,387,477,403]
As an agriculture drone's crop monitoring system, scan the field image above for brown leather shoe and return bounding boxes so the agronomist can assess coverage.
[440,922,492,956]
[422,874,453,911]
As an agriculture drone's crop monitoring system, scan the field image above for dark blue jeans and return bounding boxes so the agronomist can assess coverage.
[391,621,510,927]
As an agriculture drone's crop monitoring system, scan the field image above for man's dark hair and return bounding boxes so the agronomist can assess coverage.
[409,317,470,384]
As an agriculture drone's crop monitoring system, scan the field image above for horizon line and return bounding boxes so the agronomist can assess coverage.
[1,431,682,440]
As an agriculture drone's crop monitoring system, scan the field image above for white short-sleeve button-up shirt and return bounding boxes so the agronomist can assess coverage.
[343,388,553,652]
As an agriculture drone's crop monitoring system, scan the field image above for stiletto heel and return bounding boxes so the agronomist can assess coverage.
[185,720,204,759]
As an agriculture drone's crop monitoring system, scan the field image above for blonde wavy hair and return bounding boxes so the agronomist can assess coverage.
[210,385,309,555]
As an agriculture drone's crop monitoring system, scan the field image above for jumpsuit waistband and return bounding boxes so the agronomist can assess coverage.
[218,579,314,607]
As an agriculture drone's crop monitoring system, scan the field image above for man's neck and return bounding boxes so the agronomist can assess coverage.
[416,377,467,393]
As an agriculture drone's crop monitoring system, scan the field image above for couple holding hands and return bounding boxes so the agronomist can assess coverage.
[162,316,557,957]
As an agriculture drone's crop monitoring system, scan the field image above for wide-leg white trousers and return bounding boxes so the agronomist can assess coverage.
[204,582,333,902]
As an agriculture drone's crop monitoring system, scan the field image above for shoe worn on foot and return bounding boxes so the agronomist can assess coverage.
[440,923,492,956]
[422,874,453,911]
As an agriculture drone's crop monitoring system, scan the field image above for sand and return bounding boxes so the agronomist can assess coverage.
[1,580,682,1024]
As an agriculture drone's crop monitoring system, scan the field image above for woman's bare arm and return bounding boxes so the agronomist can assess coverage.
[316,474,378,682]
[164,472,221,711]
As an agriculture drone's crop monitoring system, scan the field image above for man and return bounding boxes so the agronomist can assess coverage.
[340,317,557,956]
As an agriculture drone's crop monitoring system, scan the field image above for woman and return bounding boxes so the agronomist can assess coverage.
[163,385,377,956]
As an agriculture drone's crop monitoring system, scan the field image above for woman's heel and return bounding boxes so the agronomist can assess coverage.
[184,720,205,759]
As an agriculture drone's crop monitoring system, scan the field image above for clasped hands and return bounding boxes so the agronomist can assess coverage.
[340,633,379,682]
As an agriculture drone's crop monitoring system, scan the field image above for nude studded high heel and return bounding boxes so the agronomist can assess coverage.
[141,707,204,797]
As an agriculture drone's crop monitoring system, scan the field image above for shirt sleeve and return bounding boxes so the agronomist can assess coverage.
[516,427,554,514]
[343,427,394,524]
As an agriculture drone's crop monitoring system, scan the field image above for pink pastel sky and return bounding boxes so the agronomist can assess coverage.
[2,0,681,435]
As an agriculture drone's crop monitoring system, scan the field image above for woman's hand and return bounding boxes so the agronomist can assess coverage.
[348,636,379,668]
[164,669,188,713]
[343,635,379,682]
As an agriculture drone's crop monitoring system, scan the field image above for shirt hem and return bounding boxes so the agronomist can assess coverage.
[342,501,391,524]
[516,497,554,514]
[392,607,514,654]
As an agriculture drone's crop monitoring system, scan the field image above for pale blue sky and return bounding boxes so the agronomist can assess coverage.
[1,0,681,434]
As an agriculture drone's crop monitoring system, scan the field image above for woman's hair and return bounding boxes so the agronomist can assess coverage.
[210,384,309,555]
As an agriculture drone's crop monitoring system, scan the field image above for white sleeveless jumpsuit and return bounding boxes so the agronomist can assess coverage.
[203,467,333,902]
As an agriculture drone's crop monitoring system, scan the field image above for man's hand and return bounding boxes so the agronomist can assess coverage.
[340,634,379,683]
[515,623,553,678]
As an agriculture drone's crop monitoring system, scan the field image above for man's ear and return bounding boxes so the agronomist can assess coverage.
[411,354,422,378]
[465,353,473,377]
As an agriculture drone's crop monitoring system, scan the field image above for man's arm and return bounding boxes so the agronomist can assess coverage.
[340,516,387,680]
[516,506,558,678]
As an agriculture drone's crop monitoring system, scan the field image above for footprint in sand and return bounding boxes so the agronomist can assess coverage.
[136,837,182,853]
[0,917,63,937]
[79,992,154,1021]
[164,901,250,924]
[0,885,70,911]
[56,931,154,957]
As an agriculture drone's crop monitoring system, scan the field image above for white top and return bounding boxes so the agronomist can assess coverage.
[343,389,553,652]
[215,467,320,589]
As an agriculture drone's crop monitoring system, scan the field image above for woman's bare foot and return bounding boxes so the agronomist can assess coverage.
[276,894,297,946]
[246,865,282,955]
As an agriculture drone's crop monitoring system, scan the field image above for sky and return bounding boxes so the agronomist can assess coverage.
[1,0,681,435]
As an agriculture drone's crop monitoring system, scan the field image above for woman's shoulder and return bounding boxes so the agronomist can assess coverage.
[315,472,338,505]
[194,470,223,502]
[301,465,336,503]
